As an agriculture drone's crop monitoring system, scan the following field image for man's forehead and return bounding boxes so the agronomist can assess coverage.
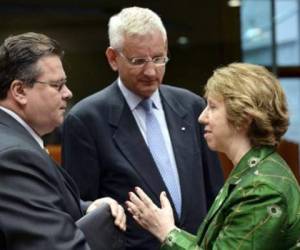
[35,55,65,78]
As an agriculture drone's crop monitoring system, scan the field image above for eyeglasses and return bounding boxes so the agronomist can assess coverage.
[118,51,169,67]
[35,79,67,92]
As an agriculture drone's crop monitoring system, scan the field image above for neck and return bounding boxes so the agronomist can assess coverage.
[0,100,21,116]
[224,136,252,166]
[0,100,44,137]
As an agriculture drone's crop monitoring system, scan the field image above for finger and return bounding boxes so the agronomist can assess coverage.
[107,200,118,218]
[120,209,127,231]
[114,204,126,231]
[160,191,172,209]
[115,206,125,230]
[126,201,147,229]
[132,214,141,224]
[113,204,122,224]
[129,191,146,211]
[96,198,126,231]
[135,187,156,208]
[126,200,140,217]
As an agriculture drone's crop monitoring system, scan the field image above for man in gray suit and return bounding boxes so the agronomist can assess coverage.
[0,32,125,250]
[62,6,223,250]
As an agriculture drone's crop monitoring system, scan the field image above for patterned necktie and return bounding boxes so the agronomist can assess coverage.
[140,99,182,216]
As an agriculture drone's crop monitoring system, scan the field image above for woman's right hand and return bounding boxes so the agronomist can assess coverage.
[126,187,176,242]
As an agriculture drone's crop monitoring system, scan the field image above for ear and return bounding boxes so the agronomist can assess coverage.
[105,47,119,71]
[10,80,29,105]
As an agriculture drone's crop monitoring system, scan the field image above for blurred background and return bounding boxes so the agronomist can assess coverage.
[0,0,240,102]
[1,0,299,179]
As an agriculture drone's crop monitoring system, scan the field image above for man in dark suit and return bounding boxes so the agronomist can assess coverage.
[0,32,125,250]
[62,6,223,250]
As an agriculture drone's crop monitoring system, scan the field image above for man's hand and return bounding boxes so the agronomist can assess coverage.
[87,197,126,231]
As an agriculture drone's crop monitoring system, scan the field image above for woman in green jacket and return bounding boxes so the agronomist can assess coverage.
[126,63,300,249]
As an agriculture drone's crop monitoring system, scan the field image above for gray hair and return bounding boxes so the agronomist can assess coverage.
[108,6,167,49]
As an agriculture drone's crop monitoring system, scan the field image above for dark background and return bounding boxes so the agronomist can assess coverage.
[0,0,241,103]
[1,1,241,143]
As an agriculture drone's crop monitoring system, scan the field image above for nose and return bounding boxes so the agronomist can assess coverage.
[143,62,156,77]
[198,106,208,124]
[61,84,73,100]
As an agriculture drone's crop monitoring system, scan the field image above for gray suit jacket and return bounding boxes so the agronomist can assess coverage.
[0,109,124,250]
[62,82,224,250]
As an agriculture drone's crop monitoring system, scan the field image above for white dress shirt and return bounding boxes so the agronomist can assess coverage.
[117,78,179,185]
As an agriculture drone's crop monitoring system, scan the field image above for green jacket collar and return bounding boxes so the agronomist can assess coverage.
[227,146,275,185]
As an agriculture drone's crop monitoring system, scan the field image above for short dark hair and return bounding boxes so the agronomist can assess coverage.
[0,32,64,99]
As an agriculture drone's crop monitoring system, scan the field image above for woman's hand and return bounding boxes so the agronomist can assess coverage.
[87,197,126,231]
[126,187,176,242]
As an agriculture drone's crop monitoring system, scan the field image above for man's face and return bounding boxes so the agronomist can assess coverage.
[24,55,73,136]
[107,31,167,98]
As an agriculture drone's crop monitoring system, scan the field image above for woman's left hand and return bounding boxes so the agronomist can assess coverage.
[126,187,176,242]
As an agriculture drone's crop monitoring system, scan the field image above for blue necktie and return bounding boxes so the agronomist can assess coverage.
[140,99,182,216]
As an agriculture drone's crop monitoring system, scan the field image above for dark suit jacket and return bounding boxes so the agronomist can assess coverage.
[0,109,124,250]
[76,203,125,250]
[62,82,224,250]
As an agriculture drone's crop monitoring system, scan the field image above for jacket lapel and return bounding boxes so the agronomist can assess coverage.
[196,146,276,243]
[0,109,83,218]
[196,181,232,243]
[159,87,196,221]
[109,84,168,201]
[56,164,84,217]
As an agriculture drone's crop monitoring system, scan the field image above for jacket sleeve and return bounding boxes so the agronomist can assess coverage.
[160,228,201,250]
[0,147,90,250]
[161,183,290,250]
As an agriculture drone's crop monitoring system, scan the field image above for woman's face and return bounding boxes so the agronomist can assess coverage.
[198,95,237,153]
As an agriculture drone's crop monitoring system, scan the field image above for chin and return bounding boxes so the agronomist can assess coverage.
[138,91,154,98]
[206,141,218,151]
[53,118,64,128]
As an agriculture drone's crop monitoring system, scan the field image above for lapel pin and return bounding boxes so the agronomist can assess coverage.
[181,127,186,131]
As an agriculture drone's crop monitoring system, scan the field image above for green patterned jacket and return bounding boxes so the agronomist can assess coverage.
[161,146,300,250]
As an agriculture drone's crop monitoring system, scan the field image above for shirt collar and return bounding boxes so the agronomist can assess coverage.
[0,106,44,149]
